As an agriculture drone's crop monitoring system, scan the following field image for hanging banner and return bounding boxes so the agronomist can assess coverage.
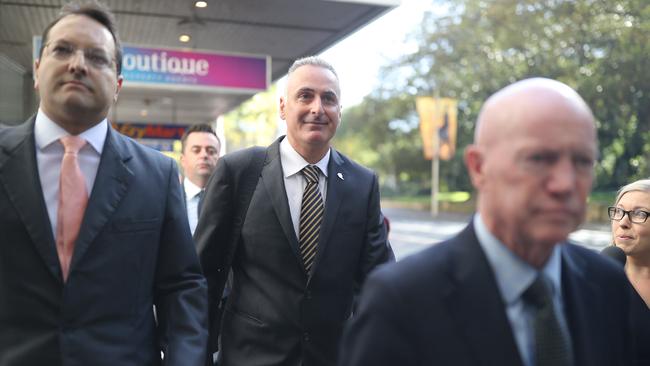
[416,97,458,161]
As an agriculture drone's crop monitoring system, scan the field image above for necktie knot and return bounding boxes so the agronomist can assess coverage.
[302,165,320,184]
[523,274,553,309]
[60,135,86,154]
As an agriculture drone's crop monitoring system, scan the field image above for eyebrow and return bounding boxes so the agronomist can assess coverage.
[617,205,650,211]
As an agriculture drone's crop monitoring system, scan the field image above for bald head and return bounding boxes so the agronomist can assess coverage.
[464,78,597,268]
[474,78,595,149]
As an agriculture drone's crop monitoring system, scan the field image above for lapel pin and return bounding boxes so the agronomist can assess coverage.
[337,172,344,180]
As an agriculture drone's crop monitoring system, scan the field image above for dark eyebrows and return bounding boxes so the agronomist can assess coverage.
[294,87,314,96]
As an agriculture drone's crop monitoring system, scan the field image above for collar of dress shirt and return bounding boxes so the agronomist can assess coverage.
[473,214,564,306]
[280,137,330,179]
[183,176,203,199]
[34,108,107,154]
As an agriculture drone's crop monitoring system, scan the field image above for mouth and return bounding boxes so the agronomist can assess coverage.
[539,209,578,219]
[303,117,329,125]
[61,80,91,91]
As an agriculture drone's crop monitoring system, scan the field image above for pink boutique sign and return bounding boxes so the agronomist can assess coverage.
[34,37,269,92]
[121,46,270,92]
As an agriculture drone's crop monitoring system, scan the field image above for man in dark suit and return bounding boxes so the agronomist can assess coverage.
[340,78,635,366]
[0,2,208,365]
[195,56,394,366]
[179,123,221,235]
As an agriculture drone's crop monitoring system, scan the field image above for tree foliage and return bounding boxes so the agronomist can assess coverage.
[336,0,649,193]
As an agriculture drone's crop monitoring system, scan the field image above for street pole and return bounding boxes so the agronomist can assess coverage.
[431,131,439,217]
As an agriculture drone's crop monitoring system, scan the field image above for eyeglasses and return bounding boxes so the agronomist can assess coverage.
[607,206,650,223]
[44,41,115,69]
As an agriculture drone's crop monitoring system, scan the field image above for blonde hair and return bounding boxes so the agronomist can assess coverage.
[614,179,650,204]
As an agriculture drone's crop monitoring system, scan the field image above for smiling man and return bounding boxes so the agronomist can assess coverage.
[0,2,207,365]
[195,56,393,366]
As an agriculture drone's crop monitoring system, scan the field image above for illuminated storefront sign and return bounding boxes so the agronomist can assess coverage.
[34,37,270,92]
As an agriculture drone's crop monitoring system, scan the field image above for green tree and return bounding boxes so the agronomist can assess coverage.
[359,0,649,192]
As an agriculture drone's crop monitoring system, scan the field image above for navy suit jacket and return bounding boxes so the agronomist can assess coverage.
[196,136,393,366]
[0,118,208,366]
[340,222,634,366]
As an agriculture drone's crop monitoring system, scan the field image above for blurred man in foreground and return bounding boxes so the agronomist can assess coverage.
[340,78,635,366]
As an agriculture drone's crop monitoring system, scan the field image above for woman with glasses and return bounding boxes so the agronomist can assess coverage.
[609,179,650,366]
[609,179,650,306]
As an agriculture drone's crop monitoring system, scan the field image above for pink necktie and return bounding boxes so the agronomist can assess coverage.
[56,135,88,282]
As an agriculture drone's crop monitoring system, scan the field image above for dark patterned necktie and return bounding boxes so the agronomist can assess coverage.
[523,274,574,366]
[197,189,205,216]
[298,165,324,273]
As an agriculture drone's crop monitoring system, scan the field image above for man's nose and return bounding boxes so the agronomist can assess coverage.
[546,157,578,193]
[68,50,88,74]
[310,96,325,114]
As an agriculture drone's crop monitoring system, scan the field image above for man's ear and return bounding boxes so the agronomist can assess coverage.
[34,59,40,90]
[464,144,485,189]
[113,75,123,103]
[279,96,286,120]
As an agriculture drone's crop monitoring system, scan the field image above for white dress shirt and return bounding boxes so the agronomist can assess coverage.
[474,214,571,366]
[34,109,106,238]
[183,177,203,235]
[279,138,329,239]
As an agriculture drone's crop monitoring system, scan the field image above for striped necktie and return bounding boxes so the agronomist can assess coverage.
[523,274,574,366]
[298,165,324,274]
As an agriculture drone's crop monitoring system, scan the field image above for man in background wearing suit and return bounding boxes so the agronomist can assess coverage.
[180,123,220,235]
[0,2,208,365]
[340,78,635,366]
[195,56,394,366]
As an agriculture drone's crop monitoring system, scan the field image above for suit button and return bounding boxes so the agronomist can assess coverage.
[303,332,310,342]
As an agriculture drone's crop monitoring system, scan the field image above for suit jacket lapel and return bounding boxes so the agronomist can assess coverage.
[0,118,60,281]
[309,148,345,274]
[444,223,524,366]
[560,244,601,366]
[70,126,133,271]
[260,138,302,263]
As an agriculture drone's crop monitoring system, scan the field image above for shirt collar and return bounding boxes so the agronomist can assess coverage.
[280,137,330,179]
[474,214,563,305]
[183,177,202,199]
[34,108,107,154]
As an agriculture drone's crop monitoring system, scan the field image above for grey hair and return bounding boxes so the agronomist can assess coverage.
[288,56,338,79]
[285,56,340,99]
[614,179,650,204]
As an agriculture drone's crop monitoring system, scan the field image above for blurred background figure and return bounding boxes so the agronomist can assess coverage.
[179,123,221,235]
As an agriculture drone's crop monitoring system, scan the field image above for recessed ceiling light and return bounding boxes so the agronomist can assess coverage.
[179,34,191,43]
[195,1,207,8]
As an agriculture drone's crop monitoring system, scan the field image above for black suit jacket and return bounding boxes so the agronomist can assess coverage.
[0,118,208,366]
[339,222,635,366]
[195,136,393,366]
